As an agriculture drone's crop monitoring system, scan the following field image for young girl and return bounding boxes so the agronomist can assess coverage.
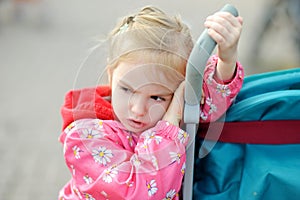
[59,6,244,200]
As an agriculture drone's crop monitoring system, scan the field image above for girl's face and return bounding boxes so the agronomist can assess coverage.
[109,61,182,134]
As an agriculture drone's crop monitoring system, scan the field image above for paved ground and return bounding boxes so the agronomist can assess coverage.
[0,0,298,199]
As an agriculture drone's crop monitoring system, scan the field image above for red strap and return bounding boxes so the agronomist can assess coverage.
[198,120,300,144]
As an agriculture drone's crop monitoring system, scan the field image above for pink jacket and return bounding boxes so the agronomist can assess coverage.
[58,56,244,200]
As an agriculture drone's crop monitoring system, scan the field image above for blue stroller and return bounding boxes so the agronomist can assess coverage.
[193,68,300,200]
[182,4,300,200]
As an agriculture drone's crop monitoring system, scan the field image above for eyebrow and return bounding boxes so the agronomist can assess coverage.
[152,92,174,97]
[118,80,174,97]
[118,79,135,90]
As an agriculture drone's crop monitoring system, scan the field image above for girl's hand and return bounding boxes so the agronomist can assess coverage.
[204,11,243,80]
[162,81,185,127]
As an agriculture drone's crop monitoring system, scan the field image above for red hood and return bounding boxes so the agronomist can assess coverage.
[60,85,114,130]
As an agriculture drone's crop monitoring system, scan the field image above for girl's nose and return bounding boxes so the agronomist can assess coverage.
[130,95,147,117]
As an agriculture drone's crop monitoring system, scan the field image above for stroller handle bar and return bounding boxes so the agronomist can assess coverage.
[184,4,239,109]
[183,4,239,200]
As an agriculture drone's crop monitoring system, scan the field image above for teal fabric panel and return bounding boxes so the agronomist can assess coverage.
[194,68,300,200]
[194,141,244,200]
[194,142,300,200]
[236,68,300,101]
[238,144,300,200]
[226,68,300,121]
[225,90,300,121]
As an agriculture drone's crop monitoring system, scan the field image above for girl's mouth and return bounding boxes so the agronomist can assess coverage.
[127,119,146,129]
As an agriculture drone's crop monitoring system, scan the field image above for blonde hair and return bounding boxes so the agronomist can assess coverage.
[107,6,194,76]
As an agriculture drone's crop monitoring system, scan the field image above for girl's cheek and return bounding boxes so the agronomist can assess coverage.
[112,91,130,112]
[148,103,168,122]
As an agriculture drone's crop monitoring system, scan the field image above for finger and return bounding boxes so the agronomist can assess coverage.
[163,81,185,125]
[207,28,226,45]
[237,16,243,25]
[213,12,242,28]
[173,81,185,106]
[205,17,231,39]
[205,16,234,35]
[205,17,242,47]
[175,81,185,95]
[172,81,185,113]
[205,13,242,33]
[205,21,233,45]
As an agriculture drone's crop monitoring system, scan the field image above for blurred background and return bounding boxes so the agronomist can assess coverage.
[0,0,299,199]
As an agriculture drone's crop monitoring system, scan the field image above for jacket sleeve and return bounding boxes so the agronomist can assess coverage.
[59,119,188,200]
[200,55,244,122]
[60,86,113,131]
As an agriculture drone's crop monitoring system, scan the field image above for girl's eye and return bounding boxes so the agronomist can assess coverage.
[151,96,166,102]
